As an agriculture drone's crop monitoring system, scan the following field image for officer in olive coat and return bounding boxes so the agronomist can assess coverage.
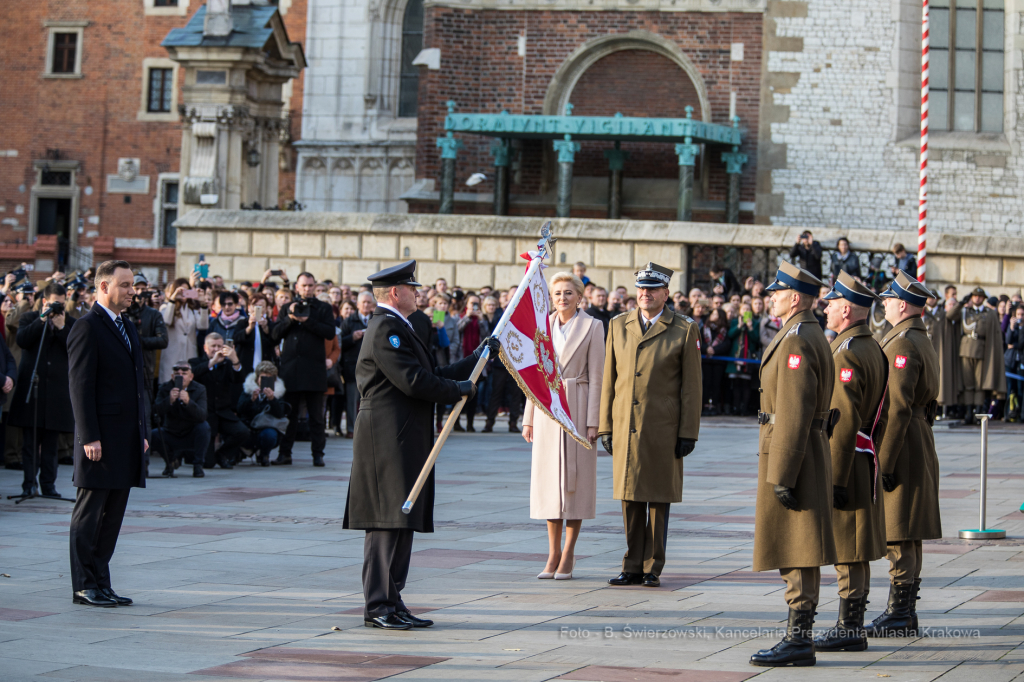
[814,271,889,653]
[867,270,940,637]
[751,261,836,668]
[948,286,1005,424]
[598,263,702,588]
[342,260,492,631]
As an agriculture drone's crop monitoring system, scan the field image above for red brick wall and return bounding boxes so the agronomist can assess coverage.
[415,9,762,217]
[0,0,305,267]
[279,0,307,204]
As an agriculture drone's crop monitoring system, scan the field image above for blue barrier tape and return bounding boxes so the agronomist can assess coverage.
[702,356,762,364]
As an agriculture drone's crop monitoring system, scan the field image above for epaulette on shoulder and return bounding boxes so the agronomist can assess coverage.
[785,322,802,337]
[674,313,695,324]
[611,312,628,321]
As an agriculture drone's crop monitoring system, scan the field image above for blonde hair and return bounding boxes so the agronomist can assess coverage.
[255,361,278,377]
[550,272,585,299]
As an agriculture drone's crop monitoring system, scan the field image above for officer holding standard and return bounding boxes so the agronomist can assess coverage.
[342,260,497,630]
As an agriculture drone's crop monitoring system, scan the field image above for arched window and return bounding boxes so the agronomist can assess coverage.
[398,0,423,118]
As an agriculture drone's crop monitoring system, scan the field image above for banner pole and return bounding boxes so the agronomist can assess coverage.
[917,0,929,284]
[402,222,554,514]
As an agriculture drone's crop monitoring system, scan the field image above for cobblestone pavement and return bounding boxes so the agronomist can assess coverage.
[1,418,1023,681]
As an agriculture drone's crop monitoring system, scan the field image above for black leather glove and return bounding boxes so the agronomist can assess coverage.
[600,434,613,455]
[675,438,695,458]
[774,484,799,511]
[474,336,501,360]
[833,485,849,509]
[457,380,477,401]
[882,474,897,493]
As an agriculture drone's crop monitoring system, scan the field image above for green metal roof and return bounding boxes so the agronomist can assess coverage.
[162,5,278,49]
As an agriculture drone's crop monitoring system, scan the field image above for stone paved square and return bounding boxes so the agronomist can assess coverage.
[1,420,1023,681]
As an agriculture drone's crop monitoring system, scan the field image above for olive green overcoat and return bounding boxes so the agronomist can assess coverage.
[753,309,837,572]
[877,316,942,542]
[828,323,888,564]
[598,306,702,504]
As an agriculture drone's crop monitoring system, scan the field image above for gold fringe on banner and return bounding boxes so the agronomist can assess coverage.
[498,347,593,449]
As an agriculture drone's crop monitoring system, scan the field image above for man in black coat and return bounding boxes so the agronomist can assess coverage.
[708,265,743,299]
[188,332,247,470]
[789,231,824,281]
[66,260,148,608]
[339,292,376,436]
[343,260,493,630]
[9,282,76,497]
[152,362,210,478]
[125,282,167,476]
[0,330,15,461]
[272,272,335,466]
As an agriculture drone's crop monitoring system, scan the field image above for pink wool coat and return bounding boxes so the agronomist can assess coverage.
[524,312,605,520]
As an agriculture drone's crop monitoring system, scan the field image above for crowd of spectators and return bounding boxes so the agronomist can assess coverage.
[1,232,1022,491]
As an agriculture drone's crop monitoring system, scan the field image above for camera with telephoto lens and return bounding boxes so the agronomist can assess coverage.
[125,291,154,323]
[291,299,311,318]
[9,267,28,284]
[43,301,65,317]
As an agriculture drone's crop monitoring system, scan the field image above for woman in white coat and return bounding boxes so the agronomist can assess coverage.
[158,275,210,383]
[522,272,604,580]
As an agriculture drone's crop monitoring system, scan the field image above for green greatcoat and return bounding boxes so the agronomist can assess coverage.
[828,323,888,564]
[753,309,838,572]
[878,316,942,542]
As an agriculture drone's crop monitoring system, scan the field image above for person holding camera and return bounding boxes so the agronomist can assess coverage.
[235,294,276,373]
[158,273,209,383]
[127,275,168,429]
[9,282,76,497]
[152,362,210,478]
[189,333,248,470]
[789,230,824,281]
[238,361,287,467]
[272,272,336,466]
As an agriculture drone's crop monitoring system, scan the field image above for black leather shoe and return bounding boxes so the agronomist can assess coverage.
[99,587,133,605]
[193,464,205,478]
[217,456,234,470]
[364,613,412,630]
[271,455,292,466]
[508,425,521,433]
[312,454,325,467]
[161,465,177,478]
[40,488,62,498]
[608,572,644,586]
[396,609,434,628]
[642,573,661,587]
[259,455,270,467]
[21,485,36,497]
[73,589,117,607]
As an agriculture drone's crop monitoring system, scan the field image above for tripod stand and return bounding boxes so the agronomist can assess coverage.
[7,313,73,505]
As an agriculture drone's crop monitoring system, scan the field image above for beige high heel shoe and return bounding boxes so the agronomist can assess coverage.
[554,558,576,580]
[537,570,555,579]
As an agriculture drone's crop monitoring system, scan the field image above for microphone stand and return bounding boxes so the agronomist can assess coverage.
[8,311,73,504]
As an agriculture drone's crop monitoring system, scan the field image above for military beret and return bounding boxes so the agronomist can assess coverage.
[765,261,825,297]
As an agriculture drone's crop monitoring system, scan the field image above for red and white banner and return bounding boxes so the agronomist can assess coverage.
[495,258,590,448]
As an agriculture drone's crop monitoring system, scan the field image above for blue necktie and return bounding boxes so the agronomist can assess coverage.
[114,316,131,352]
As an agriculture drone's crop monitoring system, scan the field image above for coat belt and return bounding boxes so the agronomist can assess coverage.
[757,410,830,430]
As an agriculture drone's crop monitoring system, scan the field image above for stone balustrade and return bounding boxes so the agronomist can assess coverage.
[173,210,1023,296]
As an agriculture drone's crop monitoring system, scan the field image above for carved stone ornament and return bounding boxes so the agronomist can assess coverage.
[117,158,139,183]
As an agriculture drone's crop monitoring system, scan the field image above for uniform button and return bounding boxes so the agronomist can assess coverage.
[630,428,636,433]
[635,371,642,377]
[633,400,639,405]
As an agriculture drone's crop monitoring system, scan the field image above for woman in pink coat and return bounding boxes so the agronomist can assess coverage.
[523,272,605,580]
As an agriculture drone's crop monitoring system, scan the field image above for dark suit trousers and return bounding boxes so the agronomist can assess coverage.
[485,367,522,425]
[279,391,326,457]
[362,529,413,619]
[69,487,130,591]
[205,414,250,466]
[621,500,670,576]
[21,427,59,490]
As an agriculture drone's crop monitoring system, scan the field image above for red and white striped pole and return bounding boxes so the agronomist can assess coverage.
[917,0,929,284]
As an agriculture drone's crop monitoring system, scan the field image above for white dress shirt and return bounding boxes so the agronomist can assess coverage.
[376,304,414,331]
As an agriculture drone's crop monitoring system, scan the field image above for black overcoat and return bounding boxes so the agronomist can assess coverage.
[339,313,368,383]
[272,298,335,392]
[9,312,76,433]
[67,304,148,490]
[343,307,477,532]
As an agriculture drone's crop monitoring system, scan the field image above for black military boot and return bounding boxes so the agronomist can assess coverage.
[963,404,976,426]
[813,597,868,652]
[749,608,816,667]
[866,582,914,637]
[910,578,922,633]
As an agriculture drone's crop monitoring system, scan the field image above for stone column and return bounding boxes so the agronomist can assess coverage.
[721,117,747,224]
[675,106,700,222]
[603,141,629,220]
[552,134,580,219]
[491,139,510,216]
